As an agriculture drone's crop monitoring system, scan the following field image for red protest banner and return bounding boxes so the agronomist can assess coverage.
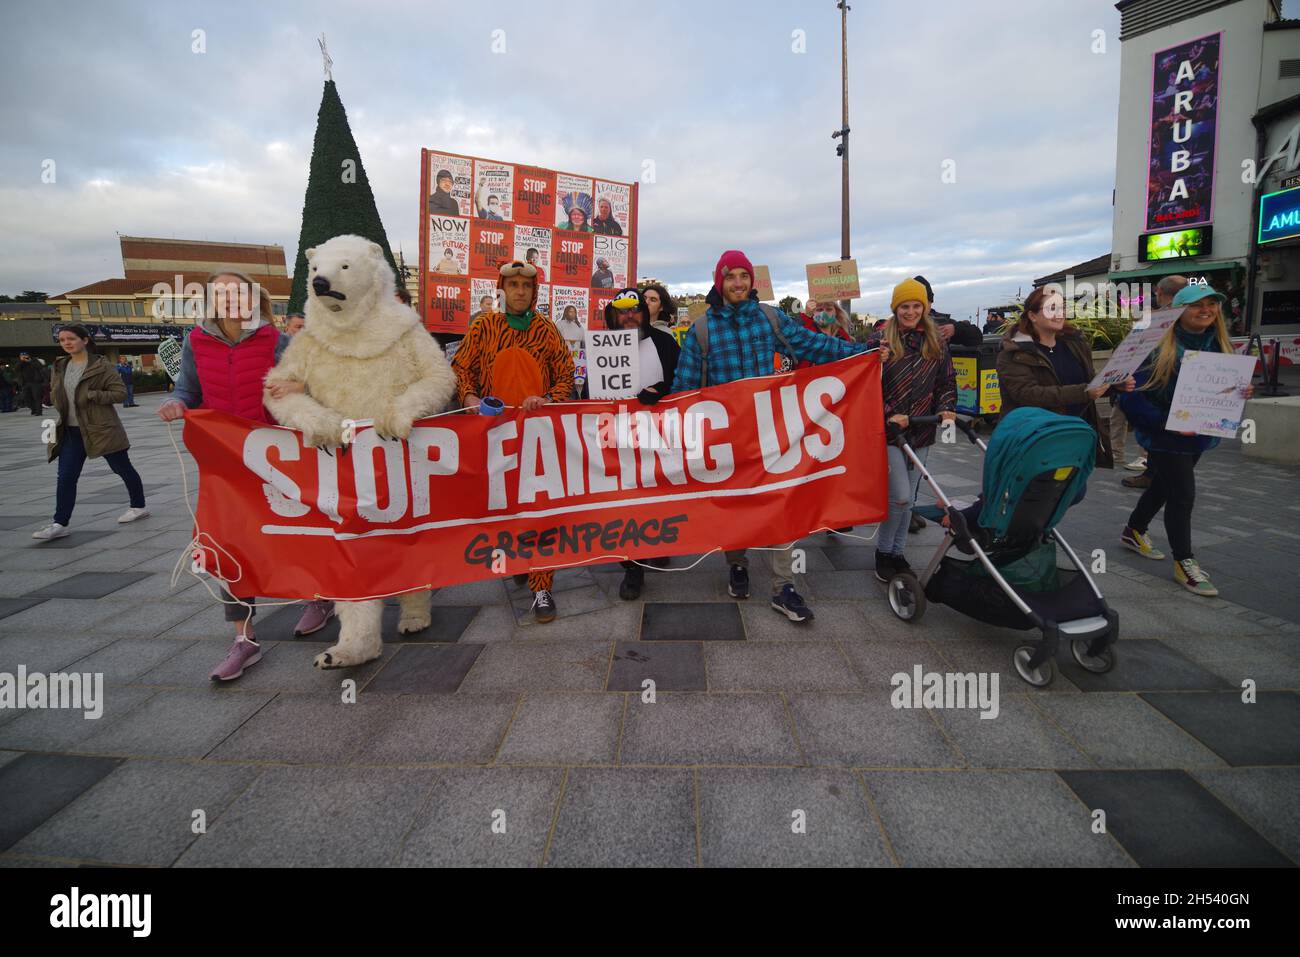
[182,353,886,600]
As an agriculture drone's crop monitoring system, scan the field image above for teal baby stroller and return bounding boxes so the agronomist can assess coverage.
[885,408,1118,687]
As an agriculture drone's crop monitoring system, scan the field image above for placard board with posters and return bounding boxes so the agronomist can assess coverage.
[1165,350,1256,438]
[1088,307,1181,389]
[585,328,639,400]
[753,265,775,302]
[806,259,860,302]
[421,149,638,335]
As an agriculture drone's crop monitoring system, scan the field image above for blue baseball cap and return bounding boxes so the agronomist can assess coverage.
[1171,285,1226,307]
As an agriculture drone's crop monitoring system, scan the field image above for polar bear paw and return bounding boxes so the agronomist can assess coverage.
[370,404,414,442]
[300,411,348,451]
[314,643,383,669]
[397,610,431,634]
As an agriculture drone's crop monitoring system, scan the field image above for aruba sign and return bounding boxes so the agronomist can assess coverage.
[1259,186,1300,245]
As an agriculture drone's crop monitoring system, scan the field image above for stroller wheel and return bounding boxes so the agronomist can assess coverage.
[887,573,927,622]
[1013,645,1056,687]
[1071,639,1116,674]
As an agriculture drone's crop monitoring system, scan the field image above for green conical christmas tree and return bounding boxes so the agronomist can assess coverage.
[288,80,398,313]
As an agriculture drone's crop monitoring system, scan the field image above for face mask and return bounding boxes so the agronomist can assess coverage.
[815,311,835,326]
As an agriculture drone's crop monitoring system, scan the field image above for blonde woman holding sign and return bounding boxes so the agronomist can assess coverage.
[1117,286,1251,597]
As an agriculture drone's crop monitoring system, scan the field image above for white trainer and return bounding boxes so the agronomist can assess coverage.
[117,507,150,524]
[32,523,69,541]
[1124,458,1147,472]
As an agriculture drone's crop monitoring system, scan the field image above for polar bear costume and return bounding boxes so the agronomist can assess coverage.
[264,234,456,669]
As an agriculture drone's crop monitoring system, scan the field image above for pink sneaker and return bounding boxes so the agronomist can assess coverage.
[210,635,262,682]
[293,599,336,636]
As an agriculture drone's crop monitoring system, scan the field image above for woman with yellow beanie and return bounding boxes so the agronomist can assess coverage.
[868,278,957,583]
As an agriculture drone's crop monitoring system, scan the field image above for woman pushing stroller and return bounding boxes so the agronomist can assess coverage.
[867,279,957,583]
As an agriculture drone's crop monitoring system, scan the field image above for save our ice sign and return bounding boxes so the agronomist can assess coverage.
[584,329,639,399]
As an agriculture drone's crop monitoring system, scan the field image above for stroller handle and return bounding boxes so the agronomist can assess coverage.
[887,413,980,445]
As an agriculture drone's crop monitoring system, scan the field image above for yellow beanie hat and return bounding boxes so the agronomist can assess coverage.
[891,279,928,314]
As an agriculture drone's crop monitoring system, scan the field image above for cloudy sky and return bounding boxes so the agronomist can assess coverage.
[2,0,1290,320]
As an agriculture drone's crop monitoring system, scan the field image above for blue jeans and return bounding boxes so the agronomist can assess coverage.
[124,380,135,405]
[0,388,12,412]
[878,444,929,556]
[55,427,146,526]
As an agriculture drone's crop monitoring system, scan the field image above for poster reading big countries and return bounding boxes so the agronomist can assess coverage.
[421,149,638,335]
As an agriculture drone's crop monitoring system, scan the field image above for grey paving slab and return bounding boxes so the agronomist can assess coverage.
[1057,770,1292,867]
[0,753,123,852]
[704,642,862,691]
[788,692,964,768]
[1032,693,1228,769]
[1160,638,1300,690]
[457,641,608,693]
[0,571,75,598]
[0,515,50,531]
[545,768,696,867]
[1061,638,1233,692]
[802,569,876,602]
[608,641,706,692]
[11,759,261,867]
[0,685,155,751]
[0,598,45,621]
[738,601,877,641]
[820,546,878,572]
[23,530,115,549]
[208,693,404,764]
[78,688,274,758]
[922,637,1081,693]
[496,693,623,766]
[1142,691,1300,766]
[22,571,152,599]
[398,768,564,867]
[698,768,892,867]
[930,693,1094,769]
[431,577,508,606]
[837,639,954,689]
[87,601,210,638]
[457,604,521,643]
[364,644,485,694]
[176,766,435,867]
[364,693,518,764]
[641,602,744,641]
[1193,767,1300,864]
[619,693,801,765]
[0,632,118,675]
[0,597,118,634]
[1117,598,1277,639]
[95,573,209,604]
[862,770,1134,867]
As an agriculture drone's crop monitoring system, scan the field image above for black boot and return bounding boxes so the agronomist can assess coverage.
[619,565,644,600]
[874,551,896,583]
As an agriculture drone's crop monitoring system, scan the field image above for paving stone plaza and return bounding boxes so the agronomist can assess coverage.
[1,393,1297,867]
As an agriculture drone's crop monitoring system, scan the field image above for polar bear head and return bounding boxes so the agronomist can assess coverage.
[305,234,395,324]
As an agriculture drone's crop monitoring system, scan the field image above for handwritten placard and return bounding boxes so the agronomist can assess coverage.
[1088,307,1181,390]
[1165,350,1257,438]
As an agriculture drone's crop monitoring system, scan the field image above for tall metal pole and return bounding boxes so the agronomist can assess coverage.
[837,2,851,319]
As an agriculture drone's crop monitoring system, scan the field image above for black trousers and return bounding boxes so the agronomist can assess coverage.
[1127,450,1201,562]
[22,382,42,414]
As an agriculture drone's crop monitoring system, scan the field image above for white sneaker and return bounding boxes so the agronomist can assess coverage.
[32,523,69,541]
[117,507,150,524]
[1124,458,1147,472]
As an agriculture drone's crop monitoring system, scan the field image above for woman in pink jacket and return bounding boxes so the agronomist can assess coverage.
[158,272,289,682]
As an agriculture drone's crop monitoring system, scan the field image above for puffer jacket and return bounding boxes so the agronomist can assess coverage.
[996,331,1113,468]
[47,353,129,461]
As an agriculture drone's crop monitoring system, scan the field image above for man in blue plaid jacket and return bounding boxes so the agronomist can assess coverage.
[672,249,871,624]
